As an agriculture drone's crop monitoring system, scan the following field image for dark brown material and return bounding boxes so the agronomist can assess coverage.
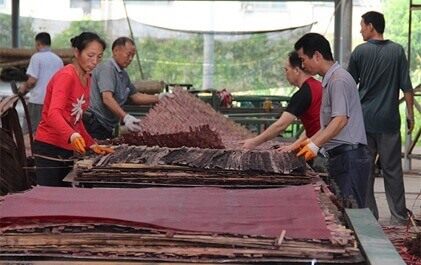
[91,145,305,175]
[108,124,225,149]
[102,90,281,150]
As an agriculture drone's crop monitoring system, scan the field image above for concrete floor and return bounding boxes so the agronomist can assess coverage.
[375,147,421,226]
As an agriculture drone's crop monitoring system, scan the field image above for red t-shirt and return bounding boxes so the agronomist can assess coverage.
[285,77,322,138]
[35,64,95,150]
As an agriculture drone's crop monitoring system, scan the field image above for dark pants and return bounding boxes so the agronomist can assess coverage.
[82,113,113,140]
[365,132,407,223]
[328,146,369,208]
[33,140,73,187]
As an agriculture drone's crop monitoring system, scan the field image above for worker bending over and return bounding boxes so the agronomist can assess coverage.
[241,51,322,152]
[293,33,369,208]
[84,37,172,140]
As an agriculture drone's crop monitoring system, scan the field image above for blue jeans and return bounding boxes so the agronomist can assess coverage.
[328,146,369,208]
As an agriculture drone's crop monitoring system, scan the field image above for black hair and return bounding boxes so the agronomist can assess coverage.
[35,32,51,46]
[288,51,304,70]
[362,11,385,34]
[70,32,106,52]
[294,33,334,61]
[112,37,135,51]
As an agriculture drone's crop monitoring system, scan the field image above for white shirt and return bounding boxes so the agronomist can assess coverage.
[26,48,63,104]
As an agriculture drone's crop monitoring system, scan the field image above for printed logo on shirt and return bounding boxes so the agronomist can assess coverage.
[71,94,86,125]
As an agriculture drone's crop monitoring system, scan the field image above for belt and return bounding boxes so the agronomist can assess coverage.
[320,144,364,158]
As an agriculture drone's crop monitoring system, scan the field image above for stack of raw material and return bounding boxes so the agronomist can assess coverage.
[0,48,73,69]
[71,145,307,187]
[103,89,281,150]
[0,184,362,263]
[80,90,304,188]
[111,124,225,149]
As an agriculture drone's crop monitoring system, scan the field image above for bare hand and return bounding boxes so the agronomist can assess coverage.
[240,138,258,150]
[277,144,292,153]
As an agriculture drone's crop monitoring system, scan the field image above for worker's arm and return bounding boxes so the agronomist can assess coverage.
[278,132,308,152]
[129,92,159,105]
[295,116,348,161]
[18,76,37,95]
[404,90,415,134]
[102,91,128,120]
[312,115,348,148]
[241,111,296,149]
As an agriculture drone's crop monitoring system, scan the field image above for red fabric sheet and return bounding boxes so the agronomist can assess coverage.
[0,184,331,239]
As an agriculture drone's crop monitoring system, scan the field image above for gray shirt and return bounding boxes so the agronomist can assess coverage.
[88,58,138,131]
[321,62,367,150]
[347,39,413,134]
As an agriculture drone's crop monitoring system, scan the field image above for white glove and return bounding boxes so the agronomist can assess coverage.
[158,92,175,101]
[307,141,320,154]
[123,114,142,132]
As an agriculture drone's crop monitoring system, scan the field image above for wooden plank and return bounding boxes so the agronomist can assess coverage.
[345,208,406,265]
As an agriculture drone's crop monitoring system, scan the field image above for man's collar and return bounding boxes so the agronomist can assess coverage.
[110,58,122,72]
[322,62,341,87]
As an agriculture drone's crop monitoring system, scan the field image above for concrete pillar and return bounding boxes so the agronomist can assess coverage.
[334,0,353,67]
[341,0,353,68]
[203,33,214,90]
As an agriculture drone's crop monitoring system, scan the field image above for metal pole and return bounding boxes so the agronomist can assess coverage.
[122,0,145,80]
[404,0,413,171]
[333,0,342,64]
[12,0,20,48]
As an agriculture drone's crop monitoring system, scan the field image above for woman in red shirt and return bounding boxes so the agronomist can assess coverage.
[34,32,114,187]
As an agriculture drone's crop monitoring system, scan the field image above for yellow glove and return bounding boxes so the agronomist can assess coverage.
[291,139,310,152]
[296,141,319,161]
[70,133,86,154]
[90,145,115,156]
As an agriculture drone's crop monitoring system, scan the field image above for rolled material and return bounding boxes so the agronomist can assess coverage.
[133,80,165,94]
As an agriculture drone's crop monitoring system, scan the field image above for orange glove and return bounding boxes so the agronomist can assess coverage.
[70,133,86,154]
[291,139,310,152]
[90,145,115,156]
[296,141,319,161]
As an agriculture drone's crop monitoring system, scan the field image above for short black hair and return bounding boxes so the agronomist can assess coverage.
[35,32,51,46]
[362,11,385,34]
[112,37,135,51]
[70,32,106,52]
[294,33,334,61]
[287,51,304,70]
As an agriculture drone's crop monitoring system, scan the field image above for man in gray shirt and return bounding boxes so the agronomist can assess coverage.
[84,37,171,140]
[294,33,369,208]
[348,11,414,225]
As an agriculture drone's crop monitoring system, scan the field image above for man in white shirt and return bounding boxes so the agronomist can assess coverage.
[19,32,63,135]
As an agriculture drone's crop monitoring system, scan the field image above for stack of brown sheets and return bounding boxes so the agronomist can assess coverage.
[0,184,362,263]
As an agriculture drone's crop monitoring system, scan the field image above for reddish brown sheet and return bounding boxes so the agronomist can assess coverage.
[0,184,331,239]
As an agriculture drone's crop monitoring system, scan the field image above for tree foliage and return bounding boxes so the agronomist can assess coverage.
[52,20,108,51]
[0,14,36,48]
[383,0,420,144]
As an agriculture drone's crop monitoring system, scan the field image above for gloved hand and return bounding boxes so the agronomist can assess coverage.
[290,139,310,152]
[296,141,319,161]
[123,114,142,132]
[70,133,86,154]
[158,92,175,101]
[90,144,115,156]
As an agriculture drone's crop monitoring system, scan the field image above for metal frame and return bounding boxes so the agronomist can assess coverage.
[404,0,421,170]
